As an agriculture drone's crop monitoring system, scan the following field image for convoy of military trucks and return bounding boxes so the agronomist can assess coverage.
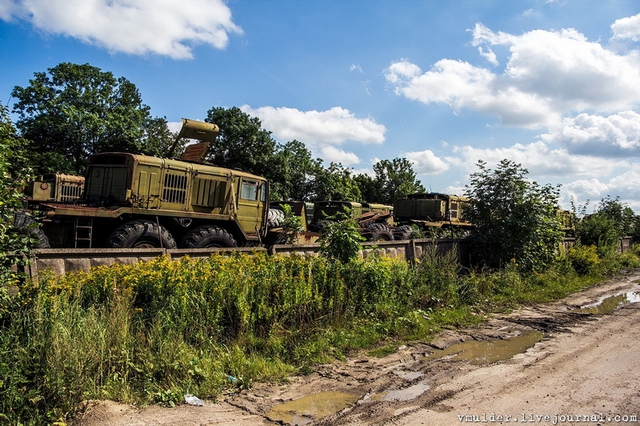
[12,117,522,250]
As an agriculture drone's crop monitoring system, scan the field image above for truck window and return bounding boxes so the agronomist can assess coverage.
[240,180,259,201]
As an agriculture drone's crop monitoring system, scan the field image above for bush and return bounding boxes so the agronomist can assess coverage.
[318,212,365,264]
[464,159,564,272]
[566,244,600,276]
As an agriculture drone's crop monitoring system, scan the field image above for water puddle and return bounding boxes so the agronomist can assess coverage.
[267,391,359,425]
[373,382,431,402]
[425,331,544,365]
[394,370,423,381]
[575,292,640,315]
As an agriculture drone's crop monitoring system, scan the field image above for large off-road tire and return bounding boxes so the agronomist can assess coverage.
[367,230,394,242]
[393,224,413,241]
[267,209,285,228]
[365,222,390,232]
[12,212,50,248]
[179,225,237,248]
[106,220,177,248]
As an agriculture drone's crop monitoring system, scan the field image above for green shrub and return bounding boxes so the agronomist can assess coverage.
[566,244,600,276]
[317,212,365,264]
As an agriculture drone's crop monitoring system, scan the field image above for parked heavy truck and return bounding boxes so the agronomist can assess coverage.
[310,201,395,241]
[17,119,270,249]
[393,193,472,239]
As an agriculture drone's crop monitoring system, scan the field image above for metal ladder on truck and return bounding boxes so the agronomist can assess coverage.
[74,217,93,248]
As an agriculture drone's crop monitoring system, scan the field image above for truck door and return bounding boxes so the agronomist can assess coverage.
[236,179,266,237]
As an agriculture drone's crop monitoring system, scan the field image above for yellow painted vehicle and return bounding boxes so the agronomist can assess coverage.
[21,119,270,248]
[310,201,395,241]
[393,193,472,239]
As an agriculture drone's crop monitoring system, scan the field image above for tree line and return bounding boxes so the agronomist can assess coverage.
[5,62,424,205]
[2,62,638,276]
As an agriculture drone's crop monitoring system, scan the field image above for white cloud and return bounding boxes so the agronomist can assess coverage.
[563,170,640,210]
[385,22,640,128]
[0,0,241,59]
[541,111,640,156]
[241,105,386,145]
[402,149,449,175]
[385,58,553,128]
[451,141,630,179]
[478,46,498,66]
[611,13,640,42]
[167,121,184,134]
[350,64,363,73]
[319,146,361,166]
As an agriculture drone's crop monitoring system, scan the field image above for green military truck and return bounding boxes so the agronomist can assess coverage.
[393,193,472,239]
[310,200,395,241]
[18,119,270,249]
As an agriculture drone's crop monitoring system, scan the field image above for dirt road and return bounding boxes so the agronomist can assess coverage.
[76,271,640,426]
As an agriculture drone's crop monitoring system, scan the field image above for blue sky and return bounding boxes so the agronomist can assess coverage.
[1,0,640,210]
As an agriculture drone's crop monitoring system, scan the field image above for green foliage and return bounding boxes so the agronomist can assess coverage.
[574,196,635,256]
[372,158,425,204]
[205,107,278,179]
[312,162,362,201]
[576,213,619,257]
[566,245,600,276]
[11,62,170,174]
[277,204,305,244]
[0,104,34,317]
[1,244,637,424]
[270,140,323,200]
[318,212,365,263]
[464,159,564,272]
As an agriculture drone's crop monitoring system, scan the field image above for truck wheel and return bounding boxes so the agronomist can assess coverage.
[106,220,177,248]
[179,225,238,248]
[12,212,50,248]
[393,225,413,241]
[368,230,394,242]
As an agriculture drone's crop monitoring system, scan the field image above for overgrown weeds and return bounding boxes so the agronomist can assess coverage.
[1,244,637,425]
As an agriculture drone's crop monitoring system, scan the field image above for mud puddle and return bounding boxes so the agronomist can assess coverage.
[574,291,640,315]
[372,382,431,402]
[267,391,360,425]
[425,331,544,365]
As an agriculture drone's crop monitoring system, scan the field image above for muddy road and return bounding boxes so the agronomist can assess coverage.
[76,271,640,426]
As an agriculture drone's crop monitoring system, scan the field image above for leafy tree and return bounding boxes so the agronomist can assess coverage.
[370,158,425,205]
[464,159,564,272]
[596,195,635,237]
[270,140,323,200]
[0,104,34,307]
[311,162,361,201]
[575,196,635,256]
[205,107,277,179]
[354,173,381,204]
[142,116,180,159]
[11,62,168,174]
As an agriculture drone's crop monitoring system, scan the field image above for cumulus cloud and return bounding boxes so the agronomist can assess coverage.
[611,12,640,42]
[319,146,361,166]
[450,141,630,179]
[0,0,241,59]
[402,149,449,175]
[541,111,640,157]
[563,170,640,210]
[240,105,386,145]
[385,22,640,128]
[385,58,553,128]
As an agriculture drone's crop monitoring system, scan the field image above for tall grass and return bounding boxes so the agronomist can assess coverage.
[1,245,637,425]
